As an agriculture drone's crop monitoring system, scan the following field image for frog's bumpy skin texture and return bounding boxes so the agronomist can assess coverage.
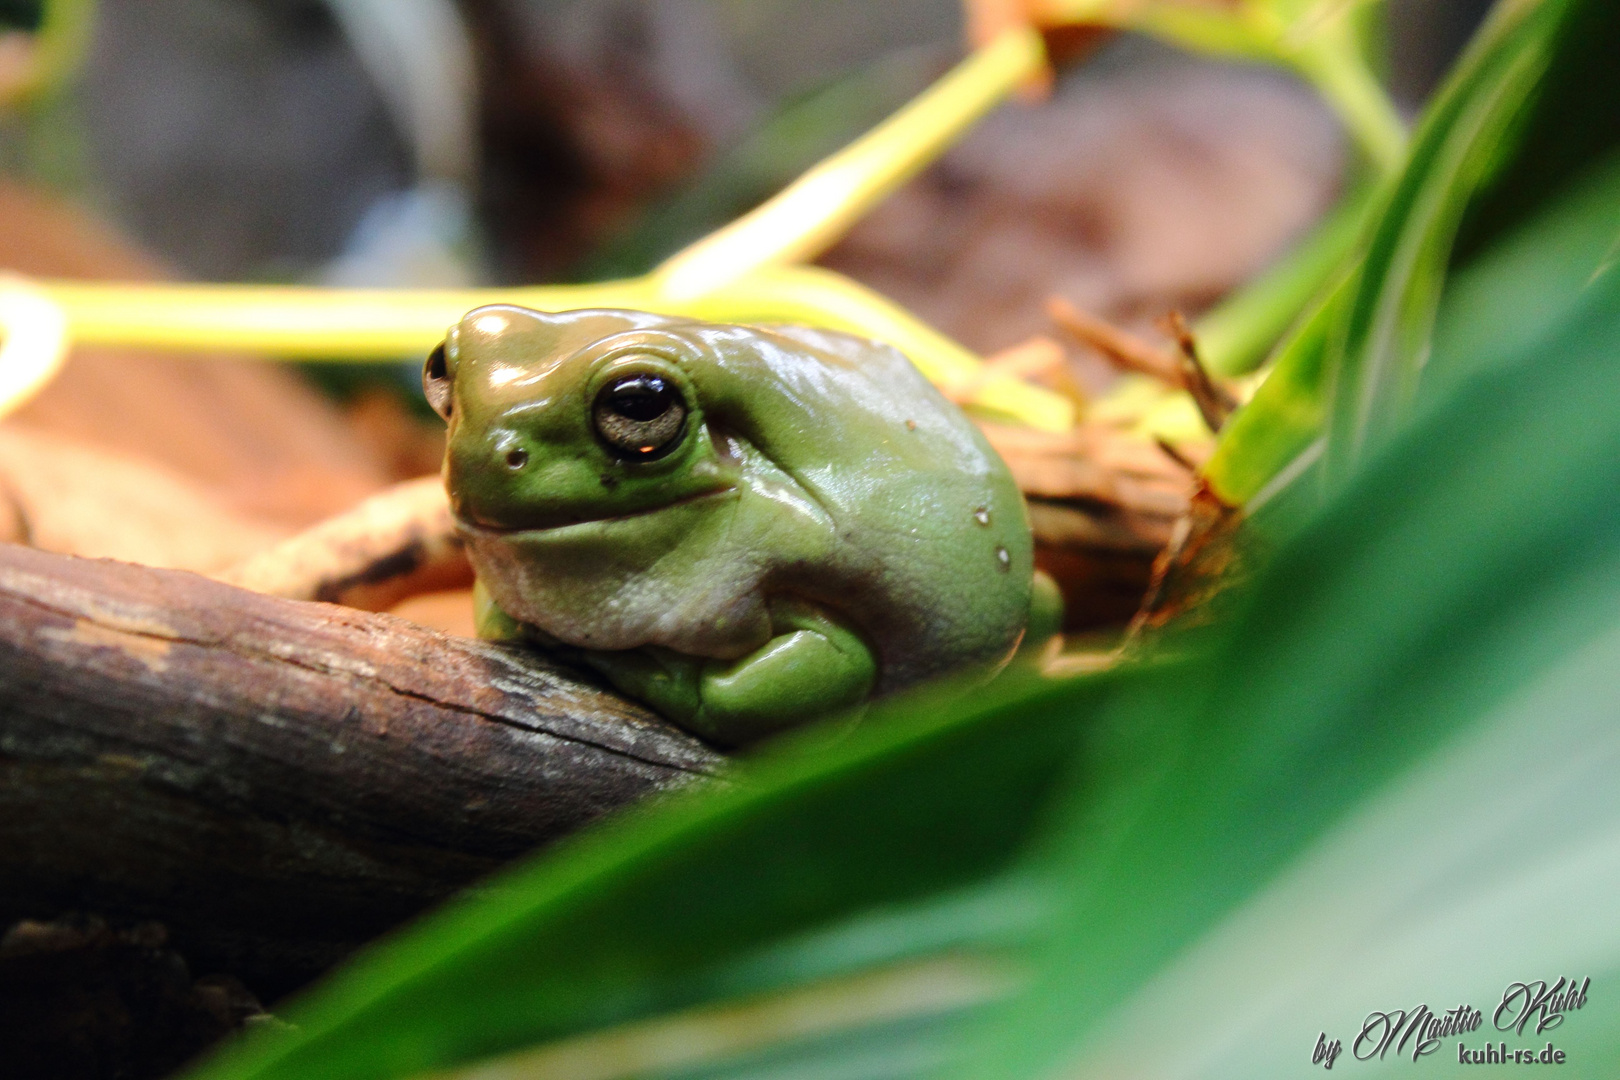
[434,305,1034,731]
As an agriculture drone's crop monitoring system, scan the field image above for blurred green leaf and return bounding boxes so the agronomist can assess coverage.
[1206,0,1620,507]
[1198,269,1344,510]
[1429,147,1620,398]
[1449,0,1620,265]
[1321,0,1572,482]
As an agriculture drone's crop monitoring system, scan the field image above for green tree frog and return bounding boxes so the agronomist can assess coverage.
[426,305,1051,746]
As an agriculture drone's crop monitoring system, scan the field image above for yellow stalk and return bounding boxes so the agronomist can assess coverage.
[35,268,1073,431]
[653,25,1046,299]
[1289,30,1408,174]
[40,281,655,357]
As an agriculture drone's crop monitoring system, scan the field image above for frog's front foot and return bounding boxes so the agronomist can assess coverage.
[581,598,875,747]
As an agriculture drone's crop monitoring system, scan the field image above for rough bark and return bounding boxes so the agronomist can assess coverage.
[0,544,723,1001]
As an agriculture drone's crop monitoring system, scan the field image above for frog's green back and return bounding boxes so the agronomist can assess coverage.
[686,320,1034,691]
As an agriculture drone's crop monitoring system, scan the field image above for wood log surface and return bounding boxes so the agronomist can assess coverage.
[0,543,724,1001]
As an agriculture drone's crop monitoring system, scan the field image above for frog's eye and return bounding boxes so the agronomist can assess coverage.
[593,374,687,460]
[423,341,453,420]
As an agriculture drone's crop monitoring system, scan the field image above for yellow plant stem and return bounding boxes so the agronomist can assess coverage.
[39,265,1074,431]
[41,280,650,358]
[1289,32,1408,176]
[654,25,1046,298]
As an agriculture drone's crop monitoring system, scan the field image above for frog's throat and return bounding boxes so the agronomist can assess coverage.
[453,485,739,537]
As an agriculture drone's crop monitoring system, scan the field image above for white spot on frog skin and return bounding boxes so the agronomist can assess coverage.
[995,546,1010,572]
[973,507,991,526]
[474,313,509,335]
[488,364,526,387]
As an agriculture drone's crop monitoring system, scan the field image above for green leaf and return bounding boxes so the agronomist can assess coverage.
[1322,0,1577,482]
[1206,0,1620,507]
[1200,268,1348,508]
[1450,0,1620,265]
[1429,147,1620,398]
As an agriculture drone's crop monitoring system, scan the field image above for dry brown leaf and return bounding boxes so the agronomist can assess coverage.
[0,425,287,571]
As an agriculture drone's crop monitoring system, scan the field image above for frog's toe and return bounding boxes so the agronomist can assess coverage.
[1015,569,1065,661]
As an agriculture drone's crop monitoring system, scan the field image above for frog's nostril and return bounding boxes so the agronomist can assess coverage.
[505,448,529,470]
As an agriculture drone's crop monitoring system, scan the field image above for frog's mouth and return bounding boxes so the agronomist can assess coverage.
[454,486,738,536]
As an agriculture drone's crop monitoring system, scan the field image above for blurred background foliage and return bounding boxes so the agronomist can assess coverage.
[2,0,1451,324]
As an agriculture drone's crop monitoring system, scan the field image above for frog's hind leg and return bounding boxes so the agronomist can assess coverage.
[694,598,875,745]
[583,597,876,748]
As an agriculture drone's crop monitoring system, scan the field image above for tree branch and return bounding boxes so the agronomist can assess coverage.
[0,544,723,1000]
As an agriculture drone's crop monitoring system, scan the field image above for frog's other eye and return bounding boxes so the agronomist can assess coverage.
[593,374,687,460]
[423,341,453,420]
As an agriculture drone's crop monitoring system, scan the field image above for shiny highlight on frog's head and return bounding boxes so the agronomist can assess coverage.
[428,305,736,532]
